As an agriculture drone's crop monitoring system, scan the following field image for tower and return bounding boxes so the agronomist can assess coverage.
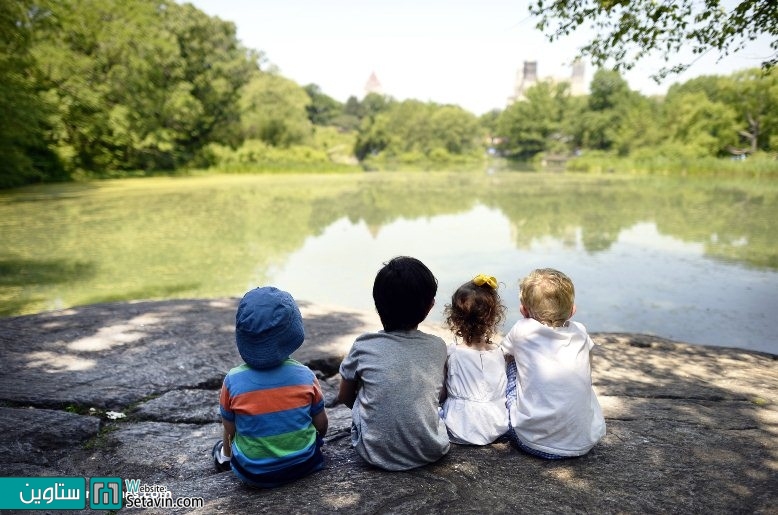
[364,72,382,97]
[507,60,586,105]
[509,61,538,103]
[570,59,586,96]
[523,61,538,83]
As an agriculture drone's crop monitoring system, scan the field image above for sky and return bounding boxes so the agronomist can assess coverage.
[183,0,774,115]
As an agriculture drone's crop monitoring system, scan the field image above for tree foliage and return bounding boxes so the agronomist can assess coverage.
[303,84,342,127]
[498,81,571,157]
[724,68,778,153]
[493,66,776,160]
[530,0,778,80]
[666,68,778,153]
[355,99,482,165]
[241,73,312,147]
[662,91,739,157]
[2,0,777,186]
[579,69,646,153]
[28,0,257,174]
[0,0,63,187]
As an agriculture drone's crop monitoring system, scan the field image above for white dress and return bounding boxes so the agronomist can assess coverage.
[440,342,509,445]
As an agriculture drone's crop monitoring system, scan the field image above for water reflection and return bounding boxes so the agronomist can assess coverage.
[273,205,778,355]
[1,173,776,354]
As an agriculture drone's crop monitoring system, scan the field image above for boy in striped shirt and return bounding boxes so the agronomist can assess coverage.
[212,286,328,487]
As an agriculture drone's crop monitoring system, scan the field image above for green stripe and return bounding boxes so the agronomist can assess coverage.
[236,427,317,459]
[231,363,250,374]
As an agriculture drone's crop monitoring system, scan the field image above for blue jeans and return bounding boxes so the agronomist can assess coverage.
[506,360,566,460]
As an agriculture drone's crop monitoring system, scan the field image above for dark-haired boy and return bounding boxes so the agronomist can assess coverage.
[337,256,450,470]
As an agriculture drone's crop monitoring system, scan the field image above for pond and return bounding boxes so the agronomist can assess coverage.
[1,171,777,355]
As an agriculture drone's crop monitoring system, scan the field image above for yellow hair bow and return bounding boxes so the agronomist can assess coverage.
[473,274,498,289]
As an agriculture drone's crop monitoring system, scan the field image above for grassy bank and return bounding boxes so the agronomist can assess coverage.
[561,151,778,178]
[47,151,778,186]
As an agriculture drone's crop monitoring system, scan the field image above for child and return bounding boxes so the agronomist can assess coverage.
[338,256,450,470]
[502,268,605,459]
[440,274,509,445]
[212,286,328,487]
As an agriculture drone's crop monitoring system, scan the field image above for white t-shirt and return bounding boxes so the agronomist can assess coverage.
[440,342,509,445]
[502,318,606,456]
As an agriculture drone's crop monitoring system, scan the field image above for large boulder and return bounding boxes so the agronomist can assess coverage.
[0,300,775,513]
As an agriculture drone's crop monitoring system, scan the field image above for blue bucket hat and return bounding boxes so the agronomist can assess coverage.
[235,287,304,369]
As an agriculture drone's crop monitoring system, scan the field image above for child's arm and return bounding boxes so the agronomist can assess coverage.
[337,376,359,409]
[587,334,597,369]
[312,409,328,437]
[221,418,236,458]
[439,363,448,404]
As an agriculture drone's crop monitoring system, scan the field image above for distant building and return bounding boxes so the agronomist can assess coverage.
[364,72,382,97]
[512,61,538,103]
[508,60,586,104]
[570,59,586,96]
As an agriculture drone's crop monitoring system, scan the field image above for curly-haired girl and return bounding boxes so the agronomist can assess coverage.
[440,274,509,445]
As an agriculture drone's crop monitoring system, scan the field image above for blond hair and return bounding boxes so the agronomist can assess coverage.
[520,268,575,327]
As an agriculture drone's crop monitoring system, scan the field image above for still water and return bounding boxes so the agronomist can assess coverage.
[1,172,777,354]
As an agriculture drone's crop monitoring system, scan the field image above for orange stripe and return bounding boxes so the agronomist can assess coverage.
[230,384,314,415]
[312,377,323,404]
[219,384,230,410]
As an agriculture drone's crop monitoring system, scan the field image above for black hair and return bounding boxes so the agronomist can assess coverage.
[372,256,438,331]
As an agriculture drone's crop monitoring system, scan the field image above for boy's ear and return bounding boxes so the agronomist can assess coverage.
[570,304,577,318]
[520,305,530,319]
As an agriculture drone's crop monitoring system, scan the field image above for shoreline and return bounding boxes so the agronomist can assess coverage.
[2,297,776,358]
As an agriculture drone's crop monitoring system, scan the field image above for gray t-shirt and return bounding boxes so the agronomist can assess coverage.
[339,329,450,470]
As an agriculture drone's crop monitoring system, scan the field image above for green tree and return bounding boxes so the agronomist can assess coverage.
[360,93,393,122]
[365,100,430,158]
[497,80,571,157]
[723,68,778,153]
[240,72,313,147]
[354,100,482,164]
[574,69,642,153]
[666,68,778,153]
[608,94,663,156]
[428,105,482,154]
[0,0,62,187]
[340,94,394,134]
[31,0,256,173]
[530,0,777,80]
[479,109,501,148]
[303,84,343,126]
[344,96,364,119]
[353,94,396,160]
[662,91,739,156]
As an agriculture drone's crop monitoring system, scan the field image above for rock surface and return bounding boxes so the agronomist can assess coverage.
[0,298,776,514]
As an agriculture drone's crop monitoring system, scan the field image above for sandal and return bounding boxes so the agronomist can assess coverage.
[212,440,231,472]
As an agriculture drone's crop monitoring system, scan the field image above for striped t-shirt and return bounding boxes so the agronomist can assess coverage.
[219,359,325,480]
